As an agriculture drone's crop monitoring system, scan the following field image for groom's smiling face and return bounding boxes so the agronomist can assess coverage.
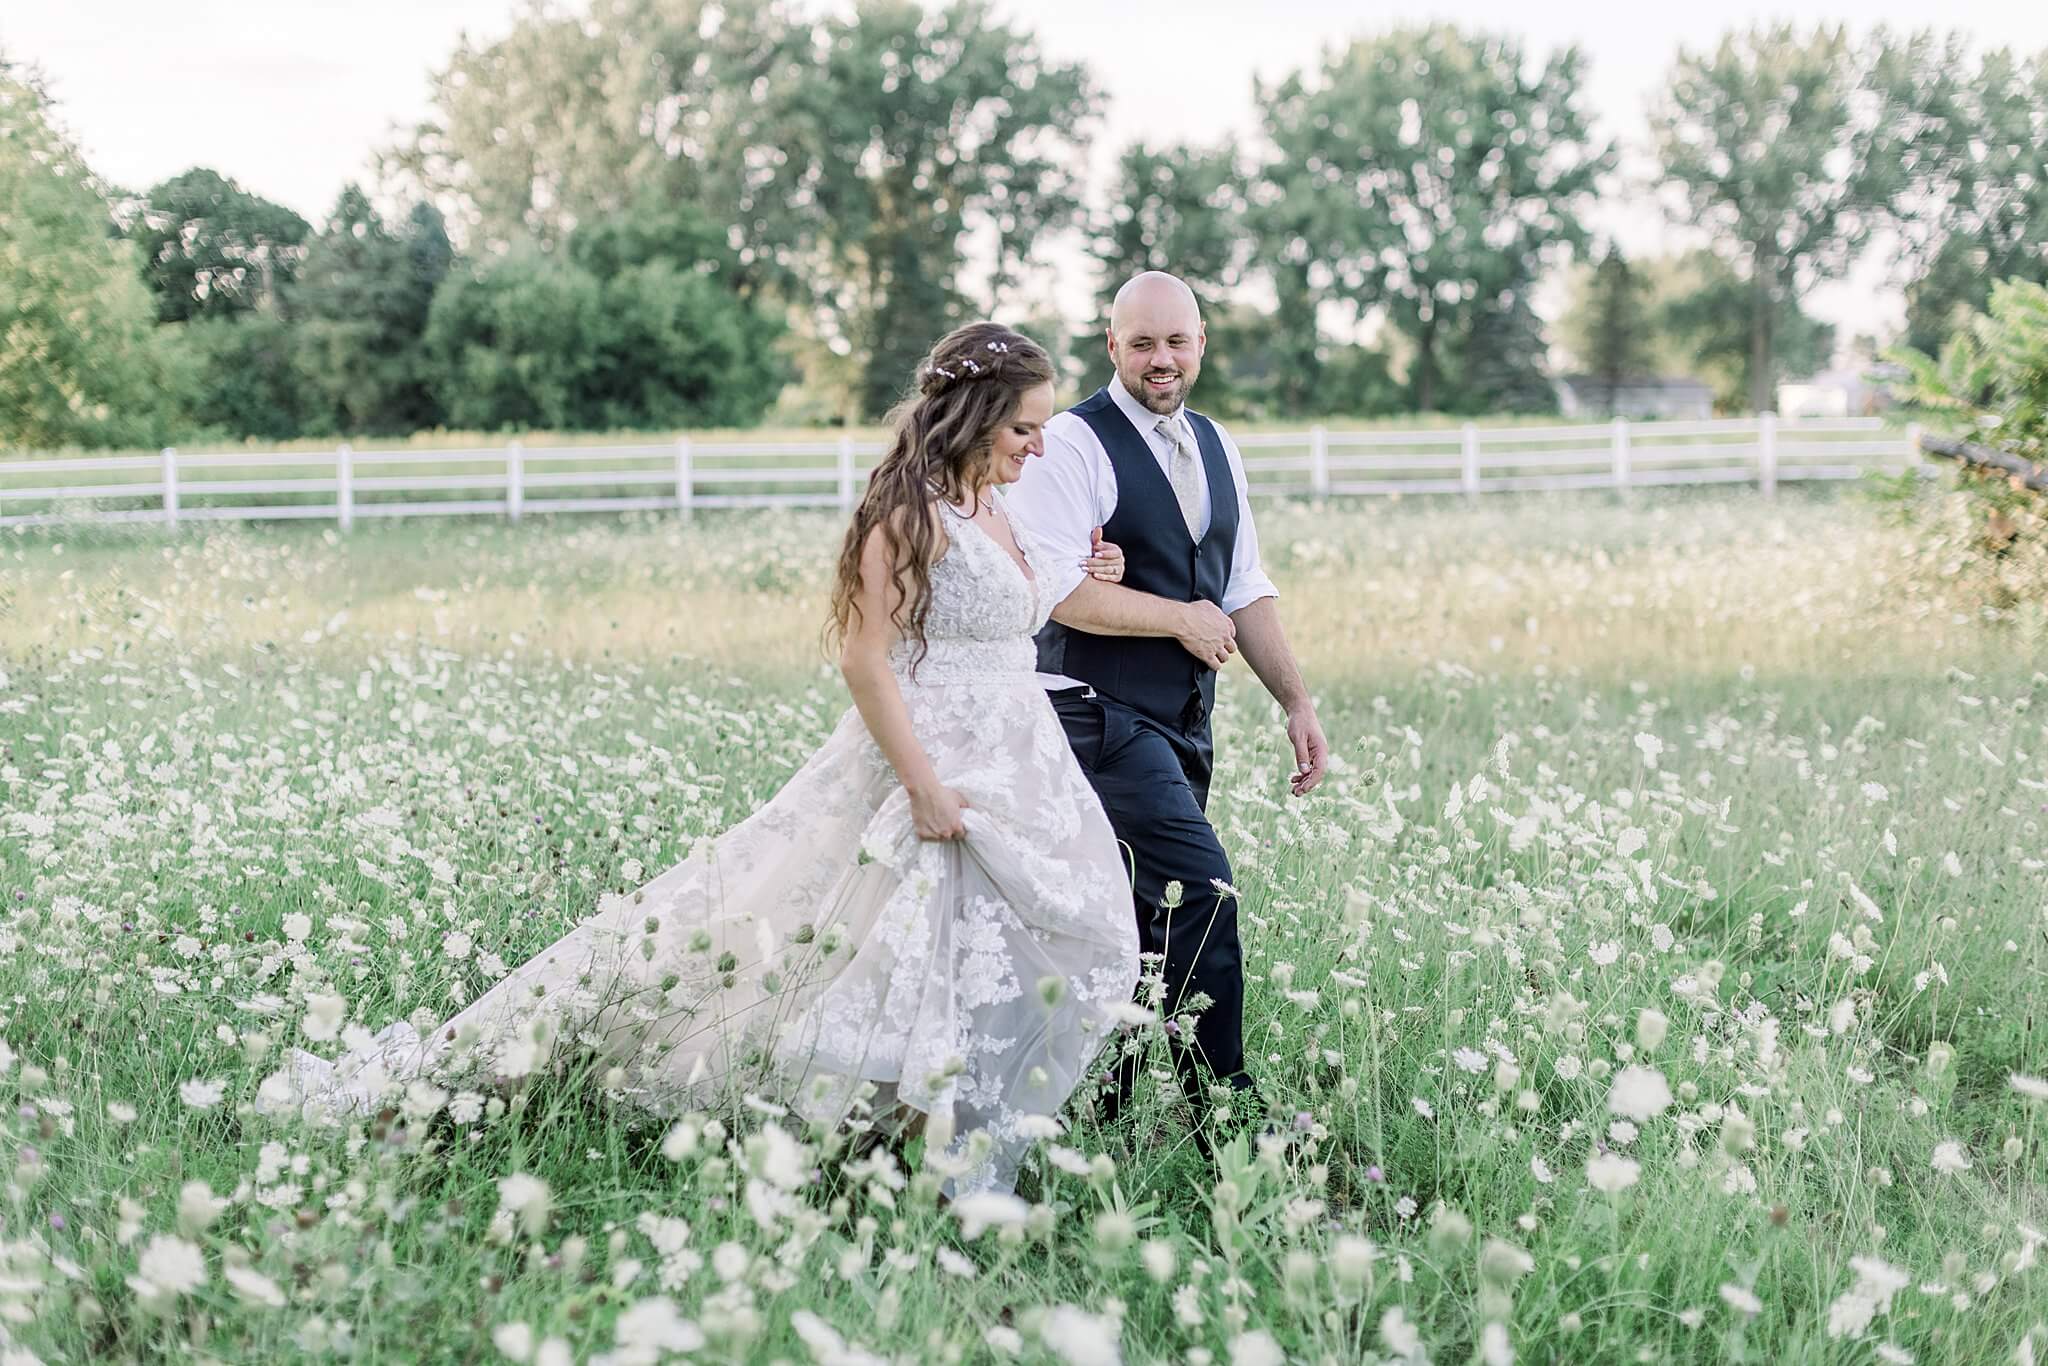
[1108,277,1206,416]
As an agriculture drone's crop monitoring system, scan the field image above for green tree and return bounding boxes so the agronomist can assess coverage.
[424,196,785,431]
[1095,143,1245,302]
[1257,25,1609,412]
[1879,41,2048,356]
[1090,142,1276,416]
[0,57,171,450]
[1451,274,1556,414]
[400,0,1093,420]
[395,0,809,273]
[1315,341,1405,418]
[1651,25,1897,413]
[1655,251,1834,412]
[782,0,1094,417]
[289,187,453,435]
[1561,247,1660,409]
[422,252,600,431]
[175,316,311,441]
[123,167,310,323]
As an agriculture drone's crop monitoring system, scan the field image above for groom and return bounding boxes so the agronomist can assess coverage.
[1006,271,1327,1145]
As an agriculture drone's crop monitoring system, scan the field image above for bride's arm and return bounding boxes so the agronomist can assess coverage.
[838,519,969,840]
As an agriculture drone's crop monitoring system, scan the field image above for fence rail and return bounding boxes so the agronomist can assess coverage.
[0,417,1923,530]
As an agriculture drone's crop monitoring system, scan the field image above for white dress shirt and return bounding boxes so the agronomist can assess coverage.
[1005,375,1280,690]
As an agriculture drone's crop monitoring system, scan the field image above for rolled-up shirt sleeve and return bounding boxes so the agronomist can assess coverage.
[1005,415,1104,609]
[1217,424,1279,613]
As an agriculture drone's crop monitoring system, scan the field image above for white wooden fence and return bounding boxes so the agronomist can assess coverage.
[0,416,1922,530]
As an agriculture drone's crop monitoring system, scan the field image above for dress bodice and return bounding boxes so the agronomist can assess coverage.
[887,499,1050,686]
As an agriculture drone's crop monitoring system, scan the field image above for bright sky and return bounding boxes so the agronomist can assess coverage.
[8,0,2048,356]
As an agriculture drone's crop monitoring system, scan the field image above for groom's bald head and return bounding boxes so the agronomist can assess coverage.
[1110,271,1202,336]
[1108,271,1206,415]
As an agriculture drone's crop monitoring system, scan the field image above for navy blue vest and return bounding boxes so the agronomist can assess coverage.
[1036,387,1239,732]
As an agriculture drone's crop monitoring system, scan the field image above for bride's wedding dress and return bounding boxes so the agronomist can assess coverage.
[261,500,1139,1193]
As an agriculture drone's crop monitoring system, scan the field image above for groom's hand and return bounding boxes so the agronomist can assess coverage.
[1175,601,1237,670]
[1287,706,1328,796]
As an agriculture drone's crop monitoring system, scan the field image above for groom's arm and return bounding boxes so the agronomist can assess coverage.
[1051,579,1237,667]
[1232,597,1326,795]
[1217,424,1326,795]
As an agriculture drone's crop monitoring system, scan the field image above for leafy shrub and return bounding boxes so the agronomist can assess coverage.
[1883,279,2048,620]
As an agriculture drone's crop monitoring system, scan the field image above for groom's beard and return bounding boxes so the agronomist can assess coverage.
[1125,367,1193,413]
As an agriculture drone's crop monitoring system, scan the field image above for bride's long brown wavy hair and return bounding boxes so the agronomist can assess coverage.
[828,322,1056,669]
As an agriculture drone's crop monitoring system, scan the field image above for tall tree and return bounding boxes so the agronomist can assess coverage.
[782,0,1094,417]
[1091,142,1267,413]
[1451,272,1556,414]
[1651,25,1897,413]
[289,187,453,435]
[0,57,169,450]
[394,0,810,274]
[1562,247,1660,408]
[399,0,1093,419]
[1656,251,1834,412]
[1257,25,1609,412]
[1095,143,1245,302]
[123,167,311,322]
[1878,39,2048,356]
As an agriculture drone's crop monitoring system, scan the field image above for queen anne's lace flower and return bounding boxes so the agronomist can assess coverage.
[130,1235,206,1303]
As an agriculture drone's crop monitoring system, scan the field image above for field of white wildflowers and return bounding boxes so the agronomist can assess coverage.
[1,489,2043,1365]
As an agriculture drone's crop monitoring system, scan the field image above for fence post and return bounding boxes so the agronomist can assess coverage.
[1905,421,1923,475]
[1757,412,1778,498]
[336,442,354,532]
[507,439,524,521]
[837,434,857,512]
[674,435,694,520]
[161,447,179,526]
[1460,423,1481,498]
[1611,416,1631,495]
[1309,424,1330,499]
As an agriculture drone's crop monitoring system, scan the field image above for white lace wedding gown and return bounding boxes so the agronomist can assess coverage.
[262,501,1138,1193]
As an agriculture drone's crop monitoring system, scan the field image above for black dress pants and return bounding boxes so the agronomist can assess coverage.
[1050,690,1251,1107]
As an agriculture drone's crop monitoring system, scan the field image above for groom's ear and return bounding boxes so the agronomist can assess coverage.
[1104,326,1118,365]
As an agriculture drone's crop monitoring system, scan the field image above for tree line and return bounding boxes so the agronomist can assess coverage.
[3,5,2046,451]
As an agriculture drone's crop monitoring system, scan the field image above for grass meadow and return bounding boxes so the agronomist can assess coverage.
[1,487,2044,1364]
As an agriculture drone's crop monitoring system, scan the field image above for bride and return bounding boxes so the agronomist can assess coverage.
[262,323,1142,1194]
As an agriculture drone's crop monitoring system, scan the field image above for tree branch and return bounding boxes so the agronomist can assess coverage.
[1920,432,2048,493]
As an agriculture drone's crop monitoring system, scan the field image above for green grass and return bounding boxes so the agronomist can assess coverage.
[1,488,2043,1364]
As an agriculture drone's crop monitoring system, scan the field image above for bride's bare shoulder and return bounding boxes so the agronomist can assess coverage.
[856,500,952,580]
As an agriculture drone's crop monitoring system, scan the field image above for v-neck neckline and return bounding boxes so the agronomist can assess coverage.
[955,504,1035,585]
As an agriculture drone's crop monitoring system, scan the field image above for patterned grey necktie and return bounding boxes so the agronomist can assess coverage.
[1155,417,1203,540]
